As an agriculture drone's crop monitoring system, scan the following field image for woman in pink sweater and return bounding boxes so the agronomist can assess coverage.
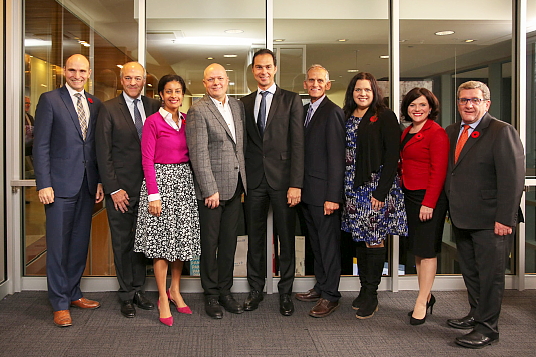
[135,74,200,326]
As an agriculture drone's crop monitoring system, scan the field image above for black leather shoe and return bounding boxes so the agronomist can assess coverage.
[455,330,498,349]
[133,291,155,310]
[447,315,475,329]
[219,294,244,314]
[279,294,294,316]
[244,290,264,311]
[205,297,223,319]
[121,300,136,318]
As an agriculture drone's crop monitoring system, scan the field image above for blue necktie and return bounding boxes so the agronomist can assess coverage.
[304,104,314,127]
[133,99,143,139]
[257,91,269,136]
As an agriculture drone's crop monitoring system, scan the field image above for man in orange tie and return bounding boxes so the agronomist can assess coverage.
[444,81,524,349]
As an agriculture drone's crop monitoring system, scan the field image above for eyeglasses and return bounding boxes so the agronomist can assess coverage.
[205,77,227,83]
[457,97,487,105]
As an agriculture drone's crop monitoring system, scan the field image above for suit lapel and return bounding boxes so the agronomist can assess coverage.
[204,95,235,141]
[60,86,84,139]
[229,99,242,147]
[265,86,281,130]
[119,93,141,143]
[456,114,489,165]
[402,119,432,149]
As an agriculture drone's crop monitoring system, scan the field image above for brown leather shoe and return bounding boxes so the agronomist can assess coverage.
[309,298,339,318]
[295,288,321,302]
[53,310,72,327]
[71,297,100,309]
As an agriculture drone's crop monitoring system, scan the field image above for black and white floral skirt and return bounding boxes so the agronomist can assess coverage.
[134,163,201,262]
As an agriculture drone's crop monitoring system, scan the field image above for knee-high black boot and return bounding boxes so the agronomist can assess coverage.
[356,246,386,319]
[352,242,368,310]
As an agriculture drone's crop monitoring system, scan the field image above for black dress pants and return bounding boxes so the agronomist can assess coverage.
[453,224,514,338]
[245,177,296,295]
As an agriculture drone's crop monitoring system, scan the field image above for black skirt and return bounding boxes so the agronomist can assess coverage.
[403,188,448,258]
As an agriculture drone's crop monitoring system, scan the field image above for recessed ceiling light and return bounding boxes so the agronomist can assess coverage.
[435,30,455,36]
[274,39,285,42]
[229,82,235,86]
[116,64,123,69]
[347,69,359,73]
[147,84,153,87]
[338,39,348,42]
[225,29,244,34]
[207,57,214,60]
[223,54,237,58]
[380,55,389,59]
[464,39,476,43]
[226,69,234,72]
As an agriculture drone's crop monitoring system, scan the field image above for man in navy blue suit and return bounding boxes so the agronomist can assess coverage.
[34,54,104,327]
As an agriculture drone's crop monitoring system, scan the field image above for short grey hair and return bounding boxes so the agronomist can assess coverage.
[306,64,330,82]
[457,81,490,101]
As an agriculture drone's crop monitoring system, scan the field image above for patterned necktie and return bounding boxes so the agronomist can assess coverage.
[304,104,314,127]
[454,124,470,163]
[74,93,87,140]
[257,91,269,136]
[133,98,143,139]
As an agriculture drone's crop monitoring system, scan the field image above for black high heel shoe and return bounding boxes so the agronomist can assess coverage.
[409,294,436,325]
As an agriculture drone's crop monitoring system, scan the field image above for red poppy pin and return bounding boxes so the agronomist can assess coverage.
[416,133,423,140]
[87,98,93,104]
[370,116,378,123]
[471,131,480,138]
[182,118,186,126]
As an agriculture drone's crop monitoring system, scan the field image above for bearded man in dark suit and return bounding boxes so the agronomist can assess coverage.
[96,62,160,318]
[240,49,304,316]
[34,54,104,327]
[444,81,524,349]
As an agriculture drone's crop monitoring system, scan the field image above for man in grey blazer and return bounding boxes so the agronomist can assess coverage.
[186,63,247,319]
[444,81,524,349]
[96,62,160,318]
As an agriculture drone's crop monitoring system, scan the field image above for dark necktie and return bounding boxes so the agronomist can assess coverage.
[304,104,314,127]
[74,93,87,140]
[133,98,143,139]
[257,91,269,136]
[454,124,470,163]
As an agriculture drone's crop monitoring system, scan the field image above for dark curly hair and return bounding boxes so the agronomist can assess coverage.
[342,72,385,119]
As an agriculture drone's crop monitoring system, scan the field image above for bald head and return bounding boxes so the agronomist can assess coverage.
[64,54,91,92]
[121,62,146,99]
[203,63,229,102]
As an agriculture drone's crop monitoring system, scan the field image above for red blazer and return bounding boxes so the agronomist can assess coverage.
[400,119,449,209]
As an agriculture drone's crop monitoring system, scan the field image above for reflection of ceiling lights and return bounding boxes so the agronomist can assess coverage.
[225,29,244,34]
[435,30,455,36]
[229,82,235,86]
[380,55,389,59]
[78,40,90,47]
[347,69,359,73]
[338,39,348,42]
[223,54,237,58]
[400,39,408,43]
[147,84,153,87]
[207,57,214,60]
[25,39,52,47]
[172,37,259,46]
[274,39,285,42]
[117,64,123,69]
[226,69,234,72]
[464,39,476,43]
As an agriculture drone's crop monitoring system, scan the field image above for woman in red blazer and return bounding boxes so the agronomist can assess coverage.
[400,88,449,325]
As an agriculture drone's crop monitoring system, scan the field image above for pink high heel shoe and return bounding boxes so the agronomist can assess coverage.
[167,289,193,314]
[157,300,173,326]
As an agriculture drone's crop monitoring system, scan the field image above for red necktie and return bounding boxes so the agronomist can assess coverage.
[454,125,469,163]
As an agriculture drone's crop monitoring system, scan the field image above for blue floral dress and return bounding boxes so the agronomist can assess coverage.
[342,116,408,245]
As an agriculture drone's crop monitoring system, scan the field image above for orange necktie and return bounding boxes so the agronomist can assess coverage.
[454,125,469,163]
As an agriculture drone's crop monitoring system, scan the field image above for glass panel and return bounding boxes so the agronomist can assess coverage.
[274,0,390,277]
[23,0,138,276]
[146,0,265,277]
[0,1,5,284]
[399,0,513,275]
